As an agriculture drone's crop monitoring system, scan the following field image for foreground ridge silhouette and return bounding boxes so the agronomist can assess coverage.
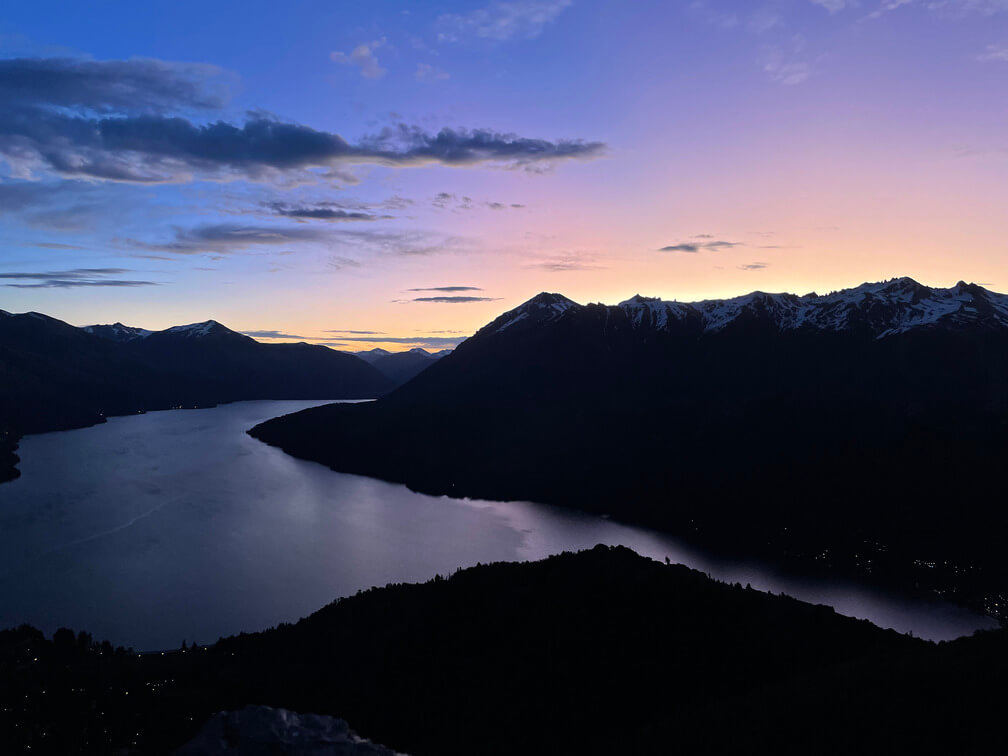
[4,546,1008,754]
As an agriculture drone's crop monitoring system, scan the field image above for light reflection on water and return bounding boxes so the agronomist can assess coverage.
[0,400,996,650]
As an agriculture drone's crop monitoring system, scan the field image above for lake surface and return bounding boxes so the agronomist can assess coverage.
[0,400,996,649]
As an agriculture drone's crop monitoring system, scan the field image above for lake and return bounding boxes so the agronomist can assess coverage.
[0,400,996,650]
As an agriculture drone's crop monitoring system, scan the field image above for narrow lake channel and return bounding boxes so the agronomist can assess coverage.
[0,400,996,650]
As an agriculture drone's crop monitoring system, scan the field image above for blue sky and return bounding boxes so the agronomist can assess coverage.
[1,1,1006,349]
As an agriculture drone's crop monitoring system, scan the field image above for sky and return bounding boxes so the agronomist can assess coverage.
[0,0,1006,351]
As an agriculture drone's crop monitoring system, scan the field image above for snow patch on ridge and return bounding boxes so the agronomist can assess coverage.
[615,278,1008,338]
[490,292,579,333]
[164,320,224,338]
[82,322,153,340]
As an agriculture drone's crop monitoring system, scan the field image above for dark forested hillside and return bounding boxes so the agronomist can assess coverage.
[251,282,1008,621]
[4,546,1006,754]
[0,311,391,481]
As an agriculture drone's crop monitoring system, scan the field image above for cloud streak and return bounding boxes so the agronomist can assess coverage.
[526,253,601,272]
[415,63,450,81]
[406,286,483,292]
[0,57,605,183]
[437,0,572,42]
[240,329,310,339]
[327,228,470,257]
[810,0,849,12]
[126,223,330,255]
[327,335,466,346]
[0,267,159,288]
[978,42,1008,61]
[407,296,499,303]
[659,240,741,253]
[265,202,389,222]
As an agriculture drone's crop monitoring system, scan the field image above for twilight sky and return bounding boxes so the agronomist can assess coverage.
[1,0,1006,351]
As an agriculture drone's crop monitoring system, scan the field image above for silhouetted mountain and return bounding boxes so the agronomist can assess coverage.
[0,311,391,481]
[352,348,393,364]
[368,347,449,384]
[251,279,1008,620]
[3,546,1007,754]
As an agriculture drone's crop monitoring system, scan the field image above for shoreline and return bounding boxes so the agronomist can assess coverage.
[249,407,1008,630]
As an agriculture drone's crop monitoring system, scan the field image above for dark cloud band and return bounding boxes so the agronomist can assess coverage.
[126,223,329,254]
[0,267,158,288]
[267,202,386,222]
[659,240,740,253]
[0,57,606,184]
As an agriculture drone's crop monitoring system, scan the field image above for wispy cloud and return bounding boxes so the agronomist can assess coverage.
[432,191,456,208]
[328,256,361,270]
[126,224,328,255]
[978,42,1008,61]
[868,0,1008,20]
[406,296,500,303]
[738,262,770,271]
[406,286,483,292]
[431,193,522,211]
[688,1,740,30]
[0,267,159,288]
[748,7,784,33]
[526,252,601,272]
[415,63,450,81]
[330,39,387,79]
[762,46,811,85]
[328,228,471,257]
[240,329,466,350]
[810,0,850,13]
[327,335,466,346]
[240,329,310,340]
[27,241,87,250]
[437,0,572,42]
[659,239,741,253]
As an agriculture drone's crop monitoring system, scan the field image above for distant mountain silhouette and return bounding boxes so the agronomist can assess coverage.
[352,347,393,364]
[0,311,391,482]
[251,278,1008,621]
[364,347,450,384]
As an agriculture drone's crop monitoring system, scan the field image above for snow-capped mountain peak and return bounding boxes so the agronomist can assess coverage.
[162,320,229,338]
[616,277,1008,337]
[482,292,580,335]
[486,279,1008,341]
[617,294,694,329]
[353,348,392,364]
[81,322,153,342]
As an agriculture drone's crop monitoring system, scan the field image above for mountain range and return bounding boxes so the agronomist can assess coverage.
[0,312,393,482]
[250,277,1008,621]
[354,346,453,384]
